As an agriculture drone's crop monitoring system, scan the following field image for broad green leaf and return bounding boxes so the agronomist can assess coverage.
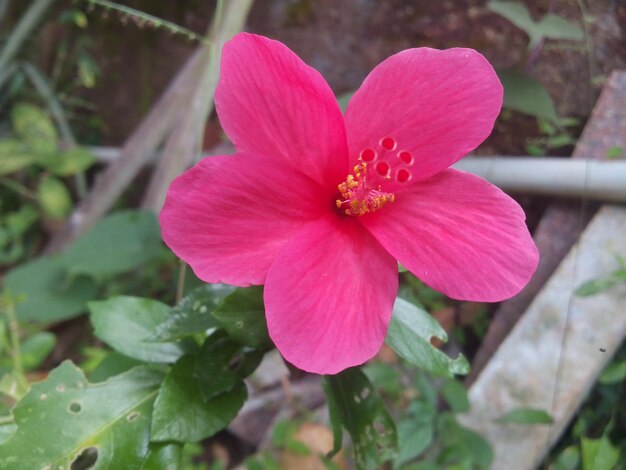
[194,331,264,401]
[537,14,584,42]
[385,298,470,377]
[599,360,626,385]
[496,407,552,424]
[440,379,470,413]
[394,401,435,468]
[150,284,235,342]
[89,296,187,363]
[0,140,35,175]
[488,1,535,37]
[581,434,620,470]
[140,442,182,470]
[37,176,72,219]
[498,69,559,123]
[362,362,402,396]
[5,256,98,322]
[90,352,144,383]
[0,361,162,469]
[323,368,397,470]
[151,355,247,443]
[35,147,96,176]
[19,332,56,370]
[11,103,58,154]
[61,210,162,280]
[212,286,271,348]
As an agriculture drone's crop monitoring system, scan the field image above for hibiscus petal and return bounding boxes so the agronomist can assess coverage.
[360,170,538,302]
[159,153,328,286]
[215,33,348,188]
[264,215,398,374]
[344,48,502,182]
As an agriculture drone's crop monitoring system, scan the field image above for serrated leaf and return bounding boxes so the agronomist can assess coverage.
[11,103,58,154]
[498,69,559,123]
[150,284,236,342]
[194,331,264,401]
[0,140,35,175]
[323,368,397,470]
[60,210,162,280]
[35,147,96,176]
[37,175,72,219]
[385,298,470,377]
[151,354,247,443]
[5,256,98,322]
[496,407,552,424]
[581,434,619,470]
[212,286,271,348]
[0,361,162,469]
[89,296,188,363]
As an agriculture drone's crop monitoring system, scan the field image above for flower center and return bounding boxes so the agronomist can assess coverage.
[335,137,414,216]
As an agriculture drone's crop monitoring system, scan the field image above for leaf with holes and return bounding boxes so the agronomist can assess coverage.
[61,210,163,281]
[151,355,247,443]
[0,361,162,469]
[150,284,236,342]
[385,298,469,377]
[323,368,397,470]
[89,296,190,364]
[211,286,271,349]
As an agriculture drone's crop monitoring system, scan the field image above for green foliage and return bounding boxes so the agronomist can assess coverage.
[496,407,553,424]
[498,69,559,124]
[324,368,398,470]
[11,103,58,154]
[37,175,72,219]
[89,296,189,363]
[0,205,38,265]
[151,355,247,443]
[385,298,470,377]
[0,361,163,469]
[488,1,584,49]
[581,434,620,470]
[394,401,435,468]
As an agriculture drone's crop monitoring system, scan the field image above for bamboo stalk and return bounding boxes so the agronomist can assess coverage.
[141,0,253,212]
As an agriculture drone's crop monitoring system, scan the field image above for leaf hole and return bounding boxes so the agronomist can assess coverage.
[127,411,140,422]
[69,401,82,413]
[70,447,98,470]
[56,384,65,392]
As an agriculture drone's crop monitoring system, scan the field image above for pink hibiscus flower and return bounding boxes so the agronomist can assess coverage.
[160,33,539,375]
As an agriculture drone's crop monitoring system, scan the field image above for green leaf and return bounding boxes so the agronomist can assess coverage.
[385,298,470,377]
[35,147,96,176]
[19,331,56,370]
[37,175,72,219]
[0,140,35,175]
[0,425,16,445]
[498,69,559,123]
[496,407,553,424]
[440,379,470,413]
[5,256,98,322]
[599,361,626,385]
[553,446,580,470]
[11,103,58,154]
[140,442,182,470]
[90,351,144,383]
[323,368,397,470]
[0,361,162,469]
[151,355,247,443]
[575,278,616,296]
[194,331,264,401]
[488,1,583,49]
[438,413,493,468]
[605,146,624,159]
[150,284,236,342]
[212,286,271,349]
[581,434,620,470]
[61,210,163,280]
[89,296,187,363]
[394,401,435,468]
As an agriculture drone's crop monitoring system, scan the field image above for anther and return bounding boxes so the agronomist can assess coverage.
[380,137,396,151]
[397,150,413,165]
[375,161,391,177]
[360,148,377,162]
[396,168,412,183]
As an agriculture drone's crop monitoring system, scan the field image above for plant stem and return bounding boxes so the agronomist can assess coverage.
[176,261,187,304]
[0,0,57,72]
[2,296,29,394]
